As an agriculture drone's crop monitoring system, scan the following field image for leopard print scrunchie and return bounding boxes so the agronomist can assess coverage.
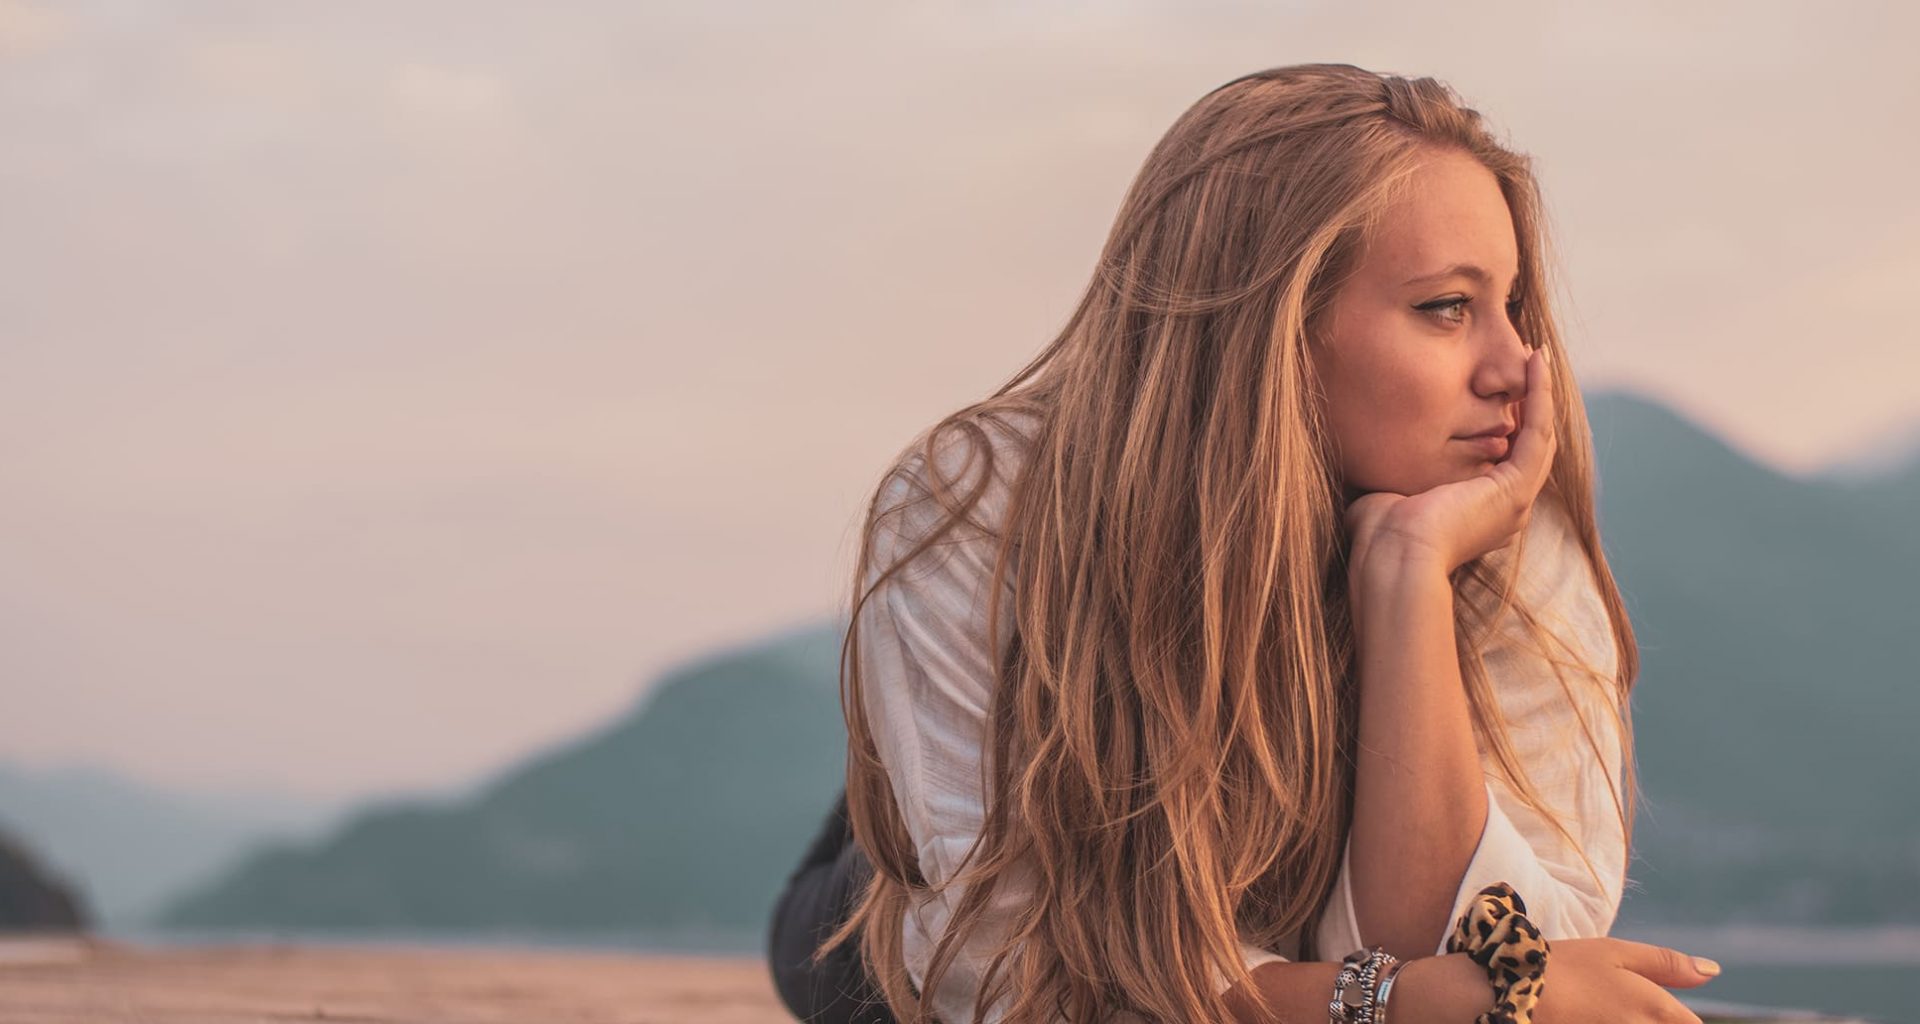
[1443,881,1551,1024]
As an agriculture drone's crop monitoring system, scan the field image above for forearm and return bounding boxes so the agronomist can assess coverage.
[1346,544,1487,962]
[1225,953,1493,1024]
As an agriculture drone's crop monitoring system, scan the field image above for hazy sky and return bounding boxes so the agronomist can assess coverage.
[4,0,1915,802]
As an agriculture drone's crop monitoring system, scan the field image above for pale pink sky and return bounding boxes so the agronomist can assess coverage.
[3,0,1915,802]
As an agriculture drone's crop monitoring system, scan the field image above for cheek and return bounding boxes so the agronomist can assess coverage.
[1313,306,1463,491]
[1330,360,1456,491]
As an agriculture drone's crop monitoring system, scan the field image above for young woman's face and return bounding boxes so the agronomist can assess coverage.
[1309,148,1533,499]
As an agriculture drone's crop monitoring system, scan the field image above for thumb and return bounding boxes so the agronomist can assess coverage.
[1610,939,1721,988]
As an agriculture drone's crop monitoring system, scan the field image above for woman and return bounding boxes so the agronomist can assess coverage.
[768,63,1722,1024]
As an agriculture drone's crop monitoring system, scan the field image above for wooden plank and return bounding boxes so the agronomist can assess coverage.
[0,938,1879,1023]
[0,938,794,1023]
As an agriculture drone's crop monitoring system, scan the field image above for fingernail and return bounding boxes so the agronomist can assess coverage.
[1692,956,1721,977]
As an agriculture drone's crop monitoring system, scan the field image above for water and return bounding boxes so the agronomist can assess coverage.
[1616,924,1920,1023]
[1677,965,1913,1023]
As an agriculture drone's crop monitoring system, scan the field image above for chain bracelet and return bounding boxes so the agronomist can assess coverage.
[1327,945,1398,1024]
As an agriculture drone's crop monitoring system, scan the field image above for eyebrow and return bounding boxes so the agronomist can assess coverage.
[1402,263,1522,289]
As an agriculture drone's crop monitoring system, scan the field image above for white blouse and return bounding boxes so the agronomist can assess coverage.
[854,411,1629,1023]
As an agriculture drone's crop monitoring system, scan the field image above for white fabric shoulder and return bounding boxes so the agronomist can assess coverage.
[854,410,1295,1024]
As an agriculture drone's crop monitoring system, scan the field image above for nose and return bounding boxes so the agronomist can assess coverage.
[1473,315,1532,402]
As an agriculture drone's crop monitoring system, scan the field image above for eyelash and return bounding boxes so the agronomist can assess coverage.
[1417,294,1525,327]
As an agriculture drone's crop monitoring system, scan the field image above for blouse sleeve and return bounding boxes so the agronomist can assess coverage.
[857,455,1292,1024]
[1312,494,1630,959]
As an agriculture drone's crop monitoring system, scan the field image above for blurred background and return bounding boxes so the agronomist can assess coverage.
[2,1,1914,1019]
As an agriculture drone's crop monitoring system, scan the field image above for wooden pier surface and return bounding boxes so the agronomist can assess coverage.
[0,937,793,1023]
[0,937,1878,1024]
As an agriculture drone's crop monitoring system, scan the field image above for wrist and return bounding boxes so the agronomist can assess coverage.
[1348,542,1455,633]
[1379,953,1494,1024]
[1352,535,1453,587]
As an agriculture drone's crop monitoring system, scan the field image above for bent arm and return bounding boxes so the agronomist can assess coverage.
[1330,517,1630,961]
[1343,543,1487,963]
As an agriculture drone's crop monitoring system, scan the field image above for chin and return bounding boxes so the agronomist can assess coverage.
[1342,457,1459,497]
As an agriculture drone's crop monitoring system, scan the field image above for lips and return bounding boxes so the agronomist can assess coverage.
[1459,424,1516,439]
[1457,433,1511,459]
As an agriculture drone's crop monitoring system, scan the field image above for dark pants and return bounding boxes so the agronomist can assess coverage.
[767,789,903,1024]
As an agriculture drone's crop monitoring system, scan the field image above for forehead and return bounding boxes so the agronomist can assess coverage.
[1360,151,1519,284]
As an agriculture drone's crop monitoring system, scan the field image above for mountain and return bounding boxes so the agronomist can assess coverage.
[0,761,351,926]
[157,620,849,934]
[1586,389,1920,924]
[1819,442,1920,549]
[1807,417,1920,486]
[156,389,1918,933]
[0,825,90,931]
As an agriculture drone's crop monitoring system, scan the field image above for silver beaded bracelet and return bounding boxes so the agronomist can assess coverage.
[1328,945,1398,1023]
[1371,957,1408,1024]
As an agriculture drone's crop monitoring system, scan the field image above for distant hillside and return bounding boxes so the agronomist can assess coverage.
[157,390,1919,933]
[1807,417,1920,487]
[1587,389,1920,924]
[0,761,349,926]
[158,621,849,933]
[0,825,90,931]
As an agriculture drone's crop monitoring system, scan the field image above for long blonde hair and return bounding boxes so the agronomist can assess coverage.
[826,62,1641,1024]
